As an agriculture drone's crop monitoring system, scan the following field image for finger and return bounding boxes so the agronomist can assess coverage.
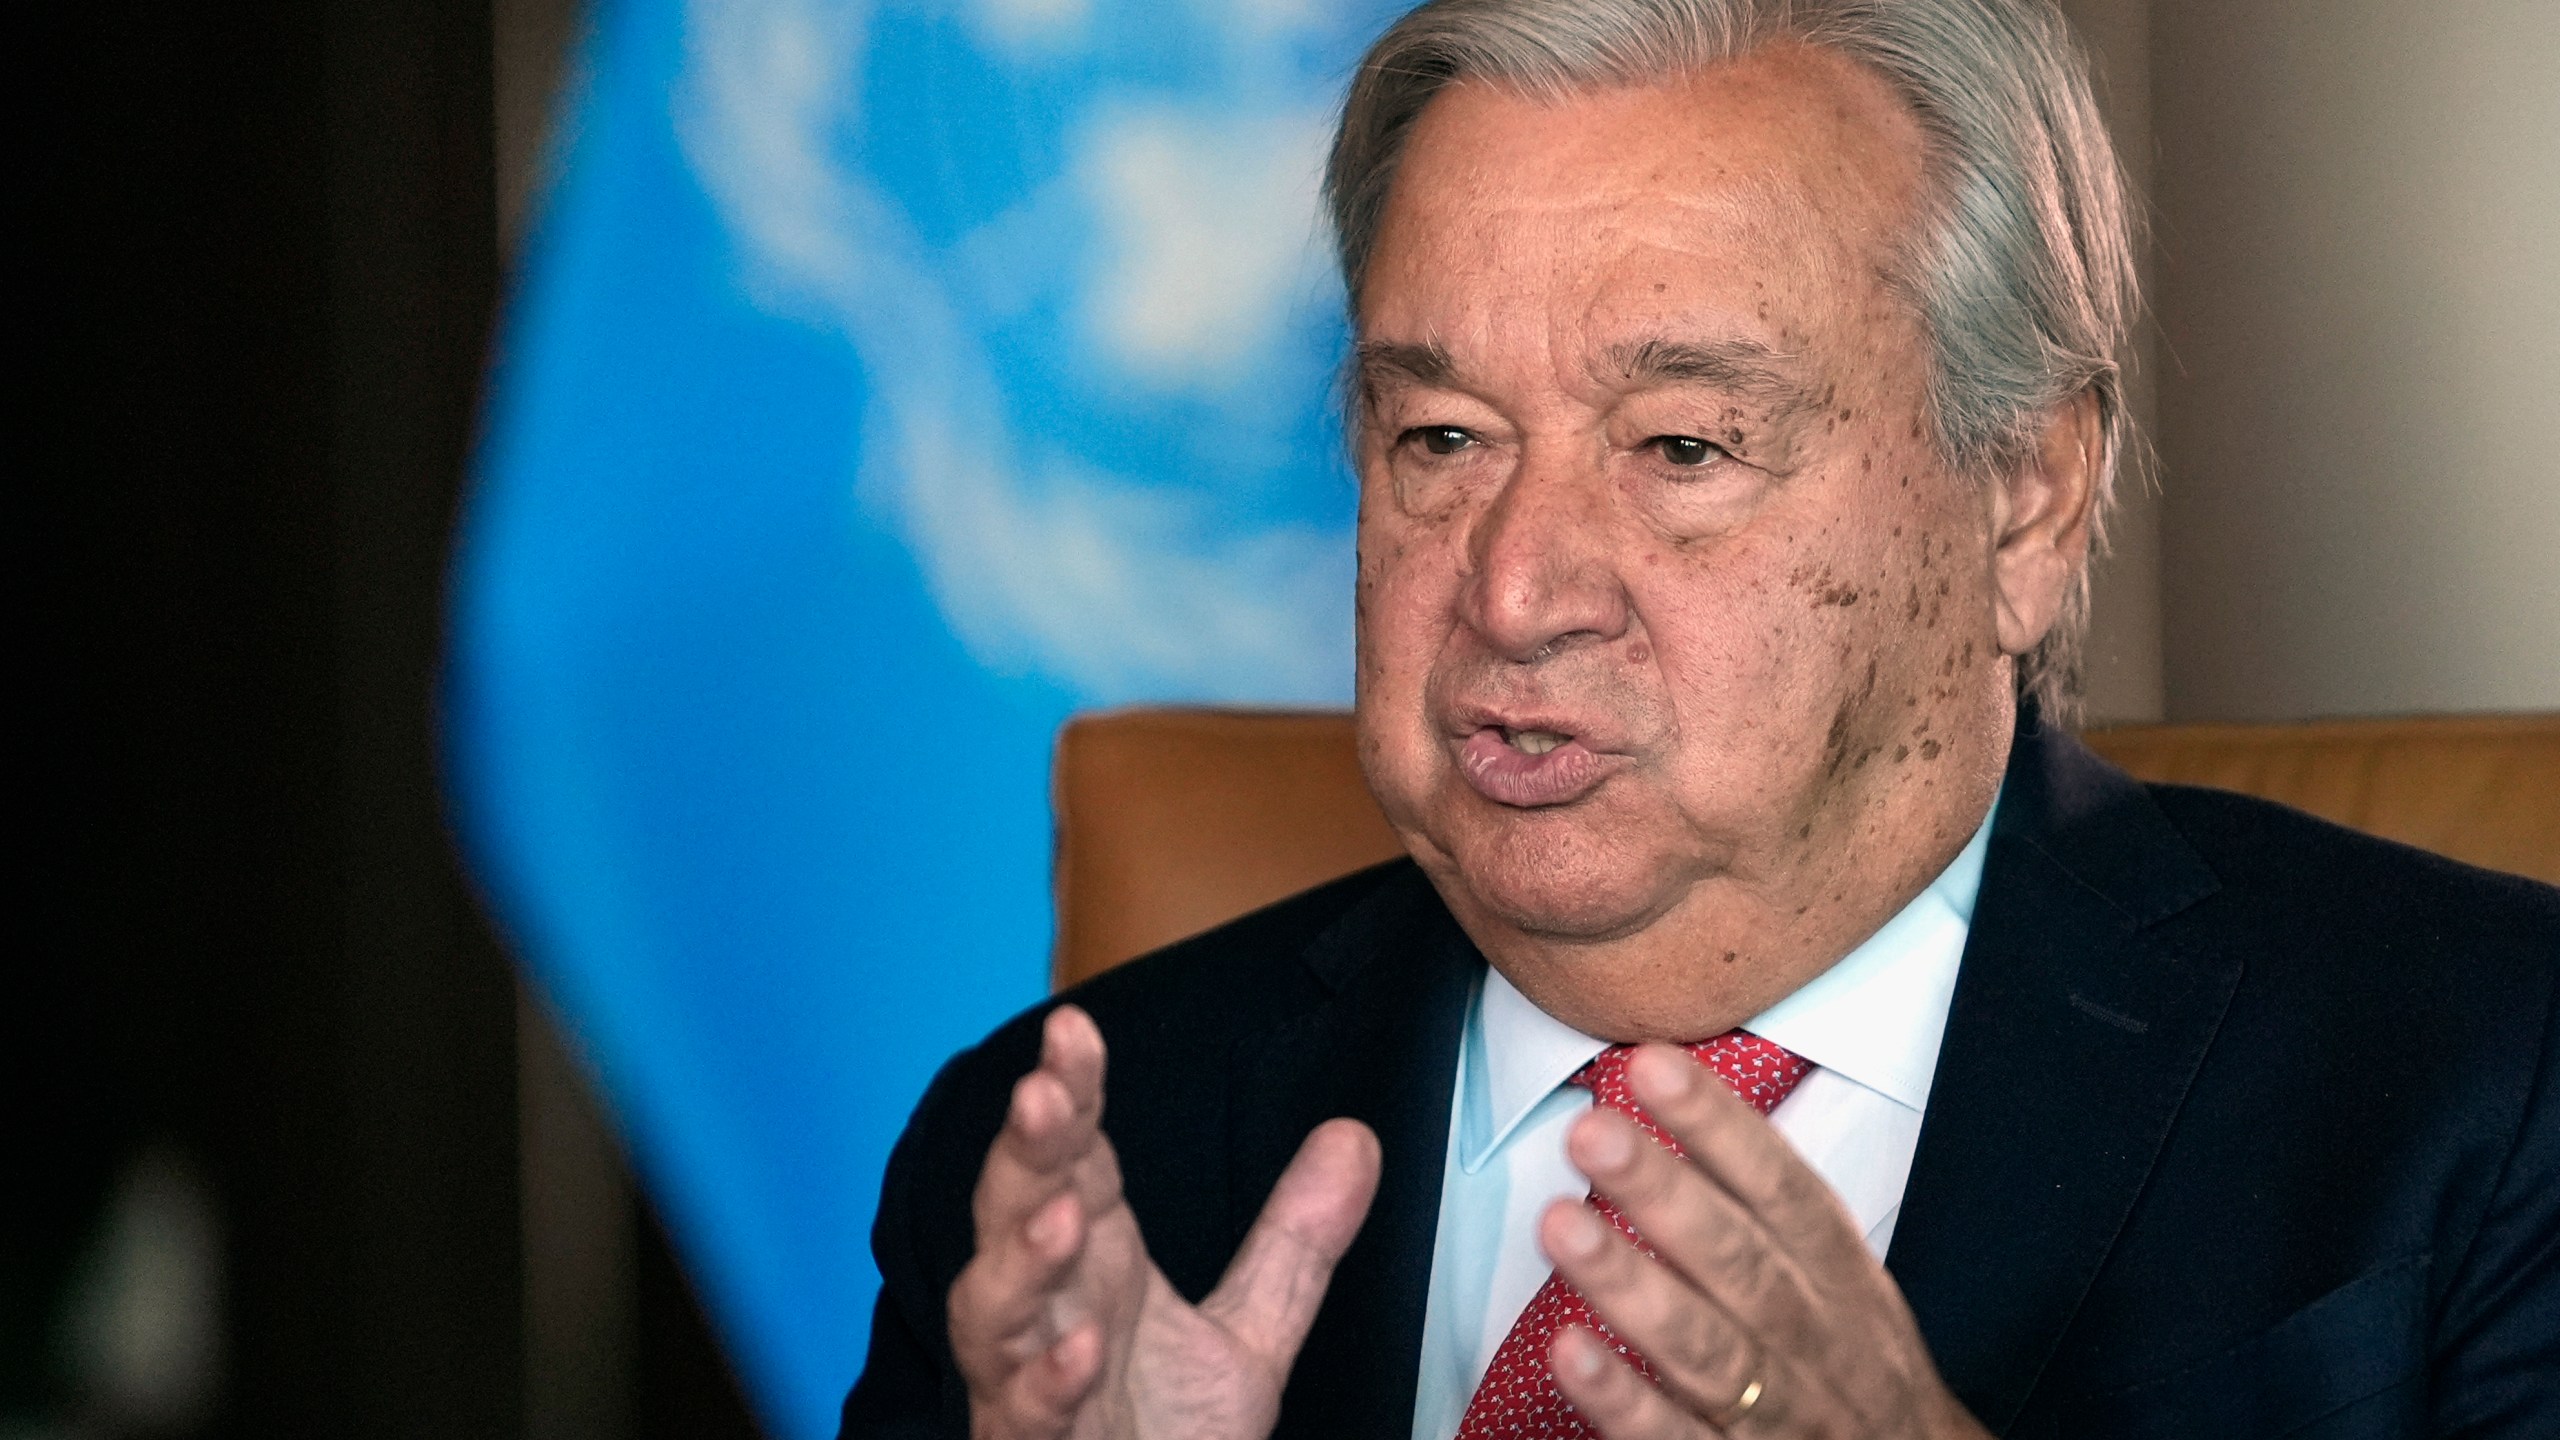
[1595,1054,1913,1422]
[971,1008,1114,1239]
[954,1010,1124,1383]
[1539,1198,1766,1425]
[1200,1118,1382,1367]
[1568,1105,1839,1328]
[989,1318,1106,1439]
[1005,1008,1111,1174]
[1547,1325,1719,1440]
[948,1187,1086,1371]
[954,1132,1130,1379]
[1042,1005,1109,1118]
[1628,1044,1876,1284]
[1570,1104,1899,1418]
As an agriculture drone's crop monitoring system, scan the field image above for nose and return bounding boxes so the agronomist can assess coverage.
[1457,451,1632,664]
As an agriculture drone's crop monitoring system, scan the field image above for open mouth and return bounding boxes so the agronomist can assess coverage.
[1459,723,1608,807]
[1500,726,1571,756]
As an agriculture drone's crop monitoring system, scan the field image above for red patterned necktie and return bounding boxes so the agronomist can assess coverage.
[1454,1033,1811,1440]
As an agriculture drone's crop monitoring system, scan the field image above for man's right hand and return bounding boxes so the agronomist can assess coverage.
[949,1005,1382,1440]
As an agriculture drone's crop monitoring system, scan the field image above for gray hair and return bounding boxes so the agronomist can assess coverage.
[1324,0,2136,726]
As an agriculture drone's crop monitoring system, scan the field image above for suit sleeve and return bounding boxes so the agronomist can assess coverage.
[2429,964,2560,1438]
[839,1043,1012,1440]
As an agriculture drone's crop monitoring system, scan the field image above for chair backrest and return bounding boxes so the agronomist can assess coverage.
[1051,709,2560,989]
[1052,710,1404,991]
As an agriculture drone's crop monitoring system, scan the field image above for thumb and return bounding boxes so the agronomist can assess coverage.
[1199,1118,1382,1369]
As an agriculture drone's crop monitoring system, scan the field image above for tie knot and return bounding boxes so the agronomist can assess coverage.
[1571,1032,1809,1148]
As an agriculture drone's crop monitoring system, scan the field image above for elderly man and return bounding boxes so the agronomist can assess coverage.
[841,0,2560,1436]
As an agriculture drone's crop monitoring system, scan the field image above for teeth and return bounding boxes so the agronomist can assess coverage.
[1508,729,1567,756]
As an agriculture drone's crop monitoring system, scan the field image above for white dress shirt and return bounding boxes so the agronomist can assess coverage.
[1407,798,1997,1440]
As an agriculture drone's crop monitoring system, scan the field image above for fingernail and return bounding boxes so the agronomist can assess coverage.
[1559,1329,1604,1380]
[1556,1205,1605,1259]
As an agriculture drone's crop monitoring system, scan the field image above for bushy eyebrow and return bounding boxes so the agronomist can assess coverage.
[1353,339,1457,392]
[1602,338,1821,412]
[1355,335,1819,408]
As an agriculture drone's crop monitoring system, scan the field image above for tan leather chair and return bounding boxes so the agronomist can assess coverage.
[1052,709,2560,989]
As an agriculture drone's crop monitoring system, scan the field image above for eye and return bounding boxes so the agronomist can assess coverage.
[1402,425,1475,456]
[1651,434,1728,468]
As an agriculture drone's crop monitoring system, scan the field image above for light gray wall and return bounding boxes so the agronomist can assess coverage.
[2150,0,2560,720]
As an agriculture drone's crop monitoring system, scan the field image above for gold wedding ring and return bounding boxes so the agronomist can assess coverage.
[1715,1376,1765,1429]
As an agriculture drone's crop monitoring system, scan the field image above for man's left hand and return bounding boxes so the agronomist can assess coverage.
[1541,1044,1993,1439]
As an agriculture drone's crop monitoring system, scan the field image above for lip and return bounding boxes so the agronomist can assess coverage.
[1455,724,1613,808]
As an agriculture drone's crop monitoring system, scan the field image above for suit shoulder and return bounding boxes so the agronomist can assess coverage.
[919,858,1429,1110]
[2142,779,2559,981]
[1061,856,1428,1019]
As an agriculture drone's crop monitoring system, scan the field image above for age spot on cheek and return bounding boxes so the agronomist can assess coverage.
[1822,699,1855,777]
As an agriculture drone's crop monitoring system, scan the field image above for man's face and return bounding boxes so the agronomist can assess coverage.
[1353,46,2053,1038]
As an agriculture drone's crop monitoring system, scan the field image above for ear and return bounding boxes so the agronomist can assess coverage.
[1988,389,2102,658]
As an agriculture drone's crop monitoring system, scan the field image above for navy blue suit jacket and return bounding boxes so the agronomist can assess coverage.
[842,724,2560,1437]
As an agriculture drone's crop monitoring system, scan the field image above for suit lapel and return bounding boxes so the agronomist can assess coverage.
[1887,723,2238,1434]
[1228,864,1478,1439]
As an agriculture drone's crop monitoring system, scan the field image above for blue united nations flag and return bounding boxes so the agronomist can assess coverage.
[449,0,1404,1434]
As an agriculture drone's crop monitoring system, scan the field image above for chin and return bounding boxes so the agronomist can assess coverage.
[1431,804,1679,942]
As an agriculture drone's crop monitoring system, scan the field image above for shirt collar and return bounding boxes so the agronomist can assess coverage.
[1460,789,1999,1168]
[1740,792,1994,1112]
[1462,965,1610,1171]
